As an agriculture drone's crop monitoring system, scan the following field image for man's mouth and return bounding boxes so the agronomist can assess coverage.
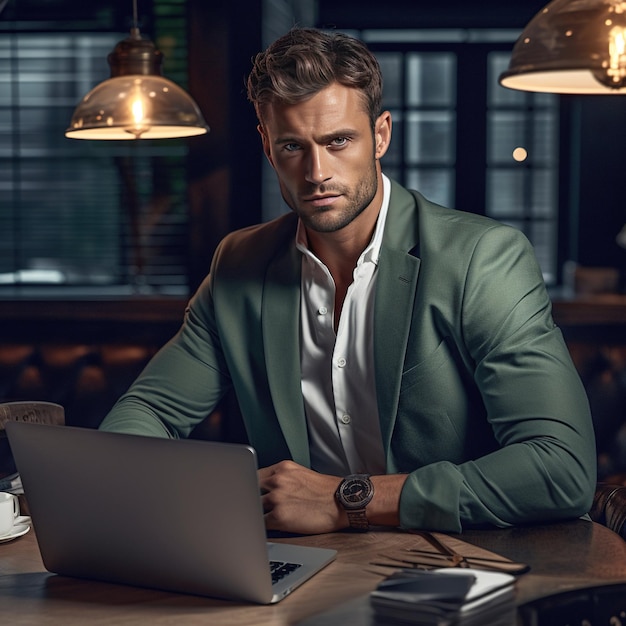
[302,194,340,207]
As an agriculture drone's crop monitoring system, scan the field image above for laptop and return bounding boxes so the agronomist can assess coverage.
[5,421,336,604]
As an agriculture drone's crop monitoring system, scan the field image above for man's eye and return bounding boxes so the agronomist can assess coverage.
[284,143,300,152]
[331,137,349,147]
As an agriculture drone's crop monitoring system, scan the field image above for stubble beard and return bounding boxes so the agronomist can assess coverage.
[282,160,379,234]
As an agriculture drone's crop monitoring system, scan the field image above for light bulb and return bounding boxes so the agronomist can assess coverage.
[605,25,626,86]
[126,79,151,138]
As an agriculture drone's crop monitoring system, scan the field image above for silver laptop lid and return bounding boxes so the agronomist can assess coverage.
[6,422,335,604]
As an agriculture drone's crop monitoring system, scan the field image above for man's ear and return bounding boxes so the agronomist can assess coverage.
[258,124,275,168]
[374,111,392,160]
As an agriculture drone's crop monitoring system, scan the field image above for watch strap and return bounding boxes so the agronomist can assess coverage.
[346,508,370,531]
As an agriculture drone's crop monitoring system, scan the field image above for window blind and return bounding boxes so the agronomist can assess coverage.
[0,1,191,296]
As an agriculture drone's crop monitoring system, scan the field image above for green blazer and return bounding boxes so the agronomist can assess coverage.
[101,180,597,532]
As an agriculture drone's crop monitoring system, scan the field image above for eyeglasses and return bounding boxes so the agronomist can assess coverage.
[369,530,529,575]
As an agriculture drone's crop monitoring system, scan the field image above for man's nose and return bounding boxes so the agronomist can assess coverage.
[305,146,332,185]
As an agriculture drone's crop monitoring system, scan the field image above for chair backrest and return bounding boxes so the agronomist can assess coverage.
[0,401,65,479]
[590,483,626,540]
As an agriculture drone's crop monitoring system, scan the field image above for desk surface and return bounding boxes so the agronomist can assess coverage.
[1,520,625,625]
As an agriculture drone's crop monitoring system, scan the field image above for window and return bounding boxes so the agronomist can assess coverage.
[0,1,191,297]
[361,30,560,284]
[486,52,559,282]
[377,50,457,209]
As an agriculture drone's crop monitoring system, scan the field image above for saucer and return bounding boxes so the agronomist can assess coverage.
[0,523,30,544]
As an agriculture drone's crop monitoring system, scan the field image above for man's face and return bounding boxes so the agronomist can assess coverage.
[259,83,391,234]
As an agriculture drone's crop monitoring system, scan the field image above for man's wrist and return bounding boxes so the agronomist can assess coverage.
[367,474,409,527]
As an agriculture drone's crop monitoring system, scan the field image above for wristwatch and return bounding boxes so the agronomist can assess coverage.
[335,473,374,531]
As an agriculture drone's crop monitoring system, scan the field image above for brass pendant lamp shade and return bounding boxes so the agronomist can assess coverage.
[66,25,209,140]
[500,0,626,94]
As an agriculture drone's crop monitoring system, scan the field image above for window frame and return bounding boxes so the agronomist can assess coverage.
[363,33,564,285]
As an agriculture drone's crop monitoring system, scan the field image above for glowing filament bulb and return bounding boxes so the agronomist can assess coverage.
[124,80,150,138]
[131,97,144,125]
[608,26,626,84]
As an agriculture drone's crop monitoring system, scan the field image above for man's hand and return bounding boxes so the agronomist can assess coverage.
[258,461,409,535]
[258,460,346,534]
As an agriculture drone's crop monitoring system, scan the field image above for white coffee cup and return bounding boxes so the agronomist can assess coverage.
[0,492,20,536]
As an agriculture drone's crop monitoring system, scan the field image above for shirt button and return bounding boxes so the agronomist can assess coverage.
[318,306,328,315]
[339,414,351,425]
[337,357,347,367]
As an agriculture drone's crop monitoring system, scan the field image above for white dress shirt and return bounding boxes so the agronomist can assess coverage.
[296,175,390,477]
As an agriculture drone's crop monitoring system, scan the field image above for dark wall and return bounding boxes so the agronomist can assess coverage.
[574,97,626,272]
[317,0,548,29]
[186,0,263,290]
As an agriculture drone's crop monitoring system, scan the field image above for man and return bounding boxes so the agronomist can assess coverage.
[100,27,596,534]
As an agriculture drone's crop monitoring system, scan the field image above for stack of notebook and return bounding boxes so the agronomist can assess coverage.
[370,568,517,625]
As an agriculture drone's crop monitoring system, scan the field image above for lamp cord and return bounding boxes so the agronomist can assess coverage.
[129,0,140,40]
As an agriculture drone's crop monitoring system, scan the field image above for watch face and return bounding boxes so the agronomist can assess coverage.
[339,476,374,509]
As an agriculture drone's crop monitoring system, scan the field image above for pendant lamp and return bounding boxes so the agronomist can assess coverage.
[65,2,209,140]
[499,0,626,94]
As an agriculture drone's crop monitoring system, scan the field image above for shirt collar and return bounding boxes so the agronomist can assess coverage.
[296,173,391,267]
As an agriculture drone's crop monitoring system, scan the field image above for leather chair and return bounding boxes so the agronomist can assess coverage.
[0,401,65,479]
[590,483,626,540]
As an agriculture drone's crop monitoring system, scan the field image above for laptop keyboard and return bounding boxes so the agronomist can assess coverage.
[270,560,302,584]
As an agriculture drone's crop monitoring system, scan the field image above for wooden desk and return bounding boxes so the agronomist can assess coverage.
[0,520,625,625]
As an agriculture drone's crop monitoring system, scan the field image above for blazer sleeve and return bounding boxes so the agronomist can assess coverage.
[398,225,597,531]
[98,271,232,439]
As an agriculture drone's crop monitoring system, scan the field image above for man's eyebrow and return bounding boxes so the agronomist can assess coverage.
[318,129,359,142]
[274,128,360,146]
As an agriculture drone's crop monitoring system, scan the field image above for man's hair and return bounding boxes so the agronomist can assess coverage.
[246,27,383,128]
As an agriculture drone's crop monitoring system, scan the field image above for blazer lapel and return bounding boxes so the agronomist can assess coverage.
[374,181,422,459]
[374,245,420,457]
[262,241,311,467]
